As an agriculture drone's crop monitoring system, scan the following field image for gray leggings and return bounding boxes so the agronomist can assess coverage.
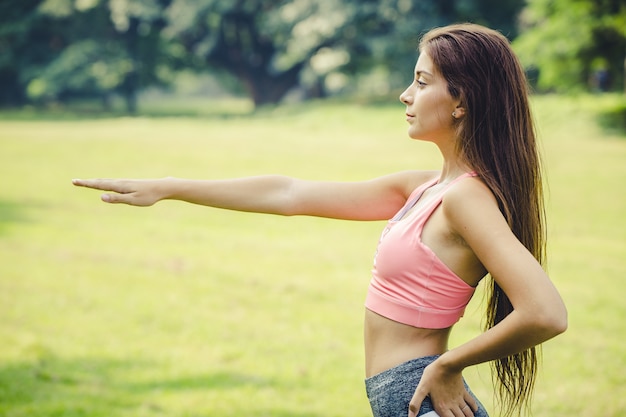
[365,355,489,417]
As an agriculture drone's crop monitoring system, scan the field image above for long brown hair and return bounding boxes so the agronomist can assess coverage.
[420,24,546,416]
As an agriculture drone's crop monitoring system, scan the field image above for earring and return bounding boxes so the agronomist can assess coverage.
[452,111,457,118]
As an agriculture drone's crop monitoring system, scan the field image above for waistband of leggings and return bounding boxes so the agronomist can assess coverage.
[365,354,440,387]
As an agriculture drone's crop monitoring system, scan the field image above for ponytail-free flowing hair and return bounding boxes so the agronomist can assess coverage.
[420,24,546,416]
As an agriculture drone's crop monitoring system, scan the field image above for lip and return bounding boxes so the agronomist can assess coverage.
[405,113,415,121]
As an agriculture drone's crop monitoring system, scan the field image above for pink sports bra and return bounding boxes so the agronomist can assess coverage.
[365,172,477,329]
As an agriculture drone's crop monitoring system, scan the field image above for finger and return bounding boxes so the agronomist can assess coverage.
[101,193,114,203]
[73,178,104,189]
[408,391,427,417]
[72,178,128,193]
[445,407,468,417]
[101,192,135,205]
[461,404,474,417]
[463,392,478,413]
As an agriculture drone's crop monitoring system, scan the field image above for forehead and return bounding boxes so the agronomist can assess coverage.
[414,51,435,73]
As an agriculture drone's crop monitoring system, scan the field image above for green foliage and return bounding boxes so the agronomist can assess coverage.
[513,0,592,91]
[1,0,173,112]
[514,0,626,92]
[0,0,62,106]
[159,0,527,106]
[166,0,337,104]
[27,40,132,100]
[1,0,527,111]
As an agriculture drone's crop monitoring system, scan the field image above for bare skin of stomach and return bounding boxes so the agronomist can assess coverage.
[364,308,452,378]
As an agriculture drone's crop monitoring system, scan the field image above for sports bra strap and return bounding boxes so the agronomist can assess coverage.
[392,172,476,222]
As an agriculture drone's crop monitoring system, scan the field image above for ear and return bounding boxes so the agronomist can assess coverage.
[452,104,466,119]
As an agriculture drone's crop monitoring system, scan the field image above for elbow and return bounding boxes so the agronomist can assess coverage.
[533,303,568,339]
[546,311,568,337]
[550,298,569,336]
[556,305,568,334]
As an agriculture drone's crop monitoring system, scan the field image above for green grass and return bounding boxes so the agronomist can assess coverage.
[0,94,625,417]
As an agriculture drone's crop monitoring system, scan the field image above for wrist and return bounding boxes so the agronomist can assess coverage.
[437,350,465,374]
[156,176,178,201]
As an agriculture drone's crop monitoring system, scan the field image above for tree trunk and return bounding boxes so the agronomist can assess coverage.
[123,87,138,114]
[122,17,140,114]
[242,67,303,107]
[236,53,305,107]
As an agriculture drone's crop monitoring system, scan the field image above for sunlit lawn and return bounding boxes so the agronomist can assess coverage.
[0,94,624,417]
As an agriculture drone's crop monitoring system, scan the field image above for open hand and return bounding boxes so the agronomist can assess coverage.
[408,359,477,417]
[72,178,166,206]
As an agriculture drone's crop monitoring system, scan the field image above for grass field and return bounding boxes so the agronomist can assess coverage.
[0,94,625,417]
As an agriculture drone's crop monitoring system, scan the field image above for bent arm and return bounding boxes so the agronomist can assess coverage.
[439,179,567,371]
[72,171,438,221]
[408,179,567,416]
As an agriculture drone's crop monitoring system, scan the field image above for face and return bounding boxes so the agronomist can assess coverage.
[399,51,462,143]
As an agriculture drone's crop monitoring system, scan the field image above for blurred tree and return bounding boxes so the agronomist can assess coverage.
[0,0,61,107]
[513,0,626,92]
[163,0,525,107]
[0,0,527,110]
[342,0,525,99]
[163,0,376,106]
[12,0,174,113]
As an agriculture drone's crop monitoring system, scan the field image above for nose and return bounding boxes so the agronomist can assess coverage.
[399,87,412,105]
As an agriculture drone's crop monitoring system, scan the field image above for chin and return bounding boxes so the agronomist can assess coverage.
[407,132,429,142]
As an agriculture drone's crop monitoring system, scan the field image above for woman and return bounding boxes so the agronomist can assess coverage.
[74,24,567,417]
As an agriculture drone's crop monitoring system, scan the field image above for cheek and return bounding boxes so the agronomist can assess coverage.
[416,97,449,125]
[425,93,454,123]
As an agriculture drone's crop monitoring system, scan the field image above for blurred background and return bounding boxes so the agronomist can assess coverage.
[1,0,625,114]
[1,2,626,417]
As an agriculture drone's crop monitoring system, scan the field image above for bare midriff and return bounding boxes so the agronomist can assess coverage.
[364,308,452,378]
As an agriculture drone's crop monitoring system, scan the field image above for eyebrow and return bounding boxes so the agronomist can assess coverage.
[415,70,433,78]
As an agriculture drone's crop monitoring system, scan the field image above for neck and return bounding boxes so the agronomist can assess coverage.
[428,134,473,183]
[438,155,472,184]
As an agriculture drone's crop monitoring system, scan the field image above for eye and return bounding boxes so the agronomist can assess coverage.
[417,79,427,87]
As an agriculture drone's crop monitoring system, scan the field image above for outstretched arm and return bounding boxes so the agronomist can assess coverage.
[72,171,438,221]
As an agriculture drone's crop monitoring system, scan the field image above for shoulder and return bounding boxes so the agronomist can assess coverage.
[440,175,522,264]
[441,175,509,239]
[444,175,497,208]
